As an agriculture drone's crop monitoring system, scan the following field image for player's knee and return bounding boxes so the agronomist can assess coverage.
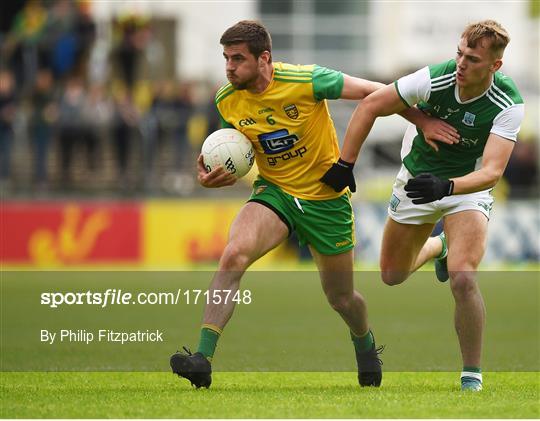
[219,243,252,272]
[449,270,477,299]
[380,270,407,286]
[326,293,353,314]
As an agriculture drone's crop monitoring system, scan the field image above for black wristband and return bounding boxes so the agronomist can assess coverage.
[447,180,454,196]
[337,158,355,170]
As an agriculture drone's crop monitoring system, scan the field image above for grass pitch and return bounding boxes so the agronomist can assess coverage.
[1,270,538,417]
[1,371,538,418]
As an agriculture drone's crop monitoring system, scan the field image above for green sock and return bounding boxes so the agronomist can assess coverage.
[197,325,221,360]
[463,366,481,373]
[350,329,374,353]
[436,232,448,259]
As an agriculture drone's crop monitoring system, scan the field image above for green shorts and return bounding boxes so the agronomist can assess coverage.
[248,177,355,255]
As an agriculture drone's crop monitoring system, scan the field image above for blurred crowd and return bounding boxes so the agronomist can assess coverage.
[0,0,537,198]
[0,0,220,196]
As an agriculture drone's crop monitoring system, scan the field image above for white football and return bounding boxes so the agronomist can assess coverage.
[201,128,255,178]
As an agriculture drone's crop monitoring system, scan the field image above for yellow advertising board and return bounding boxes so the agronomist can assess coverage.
[143,200,297,268]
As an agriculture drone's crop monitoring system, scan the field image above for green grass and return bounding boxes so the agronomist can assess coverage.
[2,271,538,372]
[1,270,539,417]
[1,372,538,418]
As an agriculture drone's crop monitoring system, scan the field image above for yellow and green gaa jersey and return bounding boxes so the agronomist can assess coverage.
[215,62,344,200]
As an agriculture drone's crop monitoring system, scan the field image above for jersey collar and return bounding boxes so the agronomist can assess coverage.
[454,75,494,104]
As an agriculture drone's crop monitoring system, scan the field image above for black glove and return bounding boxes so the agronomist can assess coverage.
[320,158,356,192]
[404,173,454,204]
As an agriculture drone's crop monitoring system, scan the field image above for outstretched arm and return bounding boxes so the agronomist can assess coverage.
[340,84,407,162]
[320,84,408,192]
[342,74,460,151]
[340,74,386,100]
[321,70,461,193]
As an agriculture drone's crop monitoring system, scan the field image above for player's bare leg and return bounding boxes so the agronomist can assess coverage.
[412,235,445,271]
[379,218,435,285]
[310,248,367,335]
[171,202,288,388]
[444,211,487,390]
[310,247,382,387]
[203,202,289,329]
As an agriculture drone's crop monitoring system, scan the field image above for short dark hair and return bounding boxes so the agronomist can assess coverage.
[462,20,510,59]
[220,20,272,60]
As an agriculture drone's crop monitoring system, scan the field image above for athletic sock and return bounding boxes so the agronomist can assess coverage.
[436,232,448,259]
[197,324,222,360]
[461,366,482,382]
[350,329,374,353]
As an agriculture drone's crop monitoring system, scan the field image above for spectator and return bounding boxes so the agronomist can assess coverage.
[29,67,57,188]
[73,0,96,77]
[152,80,177,157]
[112,15,150,92]
[2,0,49,93]
[173,81,195,172]
[45,0,78,80]
[82,83,113,174]
[0,69,16,185]
[111,86,138,188]
[56,75,85,186]
[140,89,159,192]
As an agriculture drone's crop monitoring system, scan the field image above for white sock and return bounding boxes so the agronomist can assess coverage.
[461,371,483,383]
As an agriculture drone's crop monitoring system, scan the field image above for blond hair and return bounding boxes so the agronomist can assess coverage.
[462,20,510,58]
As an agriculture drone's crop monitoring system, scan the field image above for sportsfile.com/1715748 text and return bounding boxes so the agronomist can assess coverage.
[40,289,253,309]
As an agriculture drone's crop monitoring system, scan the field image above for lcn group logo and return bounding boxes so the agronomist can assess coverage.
[258,129,299,154]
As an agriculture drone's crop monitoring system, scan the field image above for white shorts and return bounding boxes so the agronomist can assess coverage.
[388,165,494,225]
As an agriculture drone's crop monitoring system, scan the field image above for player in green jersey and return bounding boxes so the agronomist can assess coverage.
[170,20,453,390]
[321,20,524,391]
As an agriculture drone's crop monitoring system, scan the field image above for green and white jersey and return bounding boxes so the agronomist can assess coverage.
[395,59,524,178]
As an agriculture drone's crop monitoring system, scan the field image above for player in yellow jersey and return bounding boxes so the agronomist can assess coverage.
[170,20,455,389]
[214,60,348,200]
